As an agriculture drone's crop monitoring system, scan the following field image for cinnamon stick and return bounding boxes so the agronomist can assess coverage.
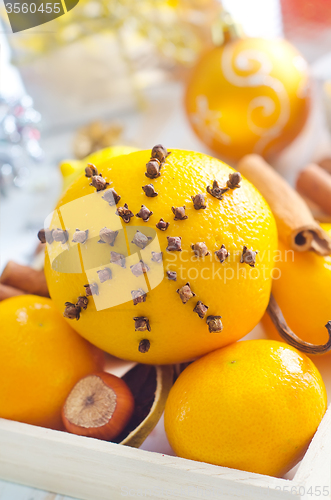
[267,294,331,355]
[237,155,331,256]
[297,163,331,216]
[0,261,49,297]
[318,157,331,174]
[0,284,26,301]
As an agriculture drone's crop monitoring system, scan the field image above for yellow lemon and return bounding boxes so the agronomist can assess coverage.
[263,223,331,347]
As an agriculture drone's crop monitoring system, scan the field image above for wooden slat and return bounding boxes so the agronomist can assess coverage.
[0,418,293,500]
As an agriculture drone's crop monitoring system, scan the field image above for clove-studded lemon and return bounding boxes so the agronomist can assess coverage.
[44,147,277,364]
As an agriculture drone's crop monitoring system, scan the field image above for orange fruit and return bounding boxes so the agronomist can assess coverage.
[0,295,102,430]
[44,149,277,364]
[164,339,327,477]
[185,38,310,163]
[262,223,331,347]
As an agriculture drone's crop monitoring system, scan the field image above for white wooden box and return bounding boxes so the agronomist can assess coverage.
[0,328,330,500]
[0,406,329,500]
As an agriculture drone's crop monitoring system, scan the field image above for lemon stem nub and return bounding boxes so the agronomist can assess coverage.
[267,294,331,354]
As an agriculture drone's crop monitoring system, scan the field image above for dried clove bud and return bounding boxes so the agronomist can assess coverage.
[193,301,209,319]
[136,205,153,222]
[145,159,161,179]
[215,244,229,263]
[84,282,99,296]
[98,227,119,246]
[110,251,126,268]
[72,229,89,244]
[151,144,170,164]
[97,267,112,283]
[172,206,188,221]
[142,184,158,197]
[64,302,81,320]
[166,270,177,281]
[130,260,150,277]
[227,172,241,189]
[151,251,163,263]
[206,315,223,333]
[133,317,151,332]
[85,163,98,178]
[191,242,210,258]
[131,230,152,249]
[176,282,195,304]
[76,296,89,310]
[102,188,121,206]
[116,203,134,223]
[131,288,147,306]
[138,338,150,353]
[37,228,53,244]
[156,218,169,231]
[206,180,229,200]
[241,246,258,268]
[52,228,69,244]
[166,236,182,252]
[90,174,109,191]
[191,193,207,210]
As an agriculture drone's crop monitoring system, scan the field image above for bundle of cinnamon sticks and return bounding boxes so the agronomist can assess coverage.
[0,261,49,301]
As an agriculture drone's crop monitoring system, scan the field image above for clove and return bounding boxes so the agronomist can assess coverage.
[37,228,54,244]
[72,229,89,244]
[172,206,188,221]
[131,230,152,249]
[145,159,161,179]
[191,242,210,258]
[206,315,223,333]
[166,270,177,281]
[151,251,163,263]
[142,184,158,197]
[156,218,169,231]
[64,302,81,320]
[85,163,98,178]
[110,251,126,268]
[136,205,153,222]
[241,246,258,268]
[130,260,150,277]
[193,301,209,319]
[97,267,112,283]
[215,244,229,263]
[176,282,195,304]
[76,296,89,310]
[191,193,207,210]
[166,236,182,252]
[227,172,241,189]
[52,228,69,244]
[131,288,147,306]
[138,338,151,353]
[133,317,151,332]
[98,227,119,246]
[116,203,134,223]
[207,180,229,200]
[102,188,121,206]
[90,174,109,191]
[84,282,99,296]
[151,144,170,164]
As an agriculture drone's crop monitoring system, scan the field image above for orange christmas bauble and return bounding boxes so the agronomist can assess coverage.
[185,37,311,164]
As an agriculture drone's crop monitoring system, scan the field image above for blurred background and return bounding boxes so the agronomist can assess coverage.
[1,0,331,268]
